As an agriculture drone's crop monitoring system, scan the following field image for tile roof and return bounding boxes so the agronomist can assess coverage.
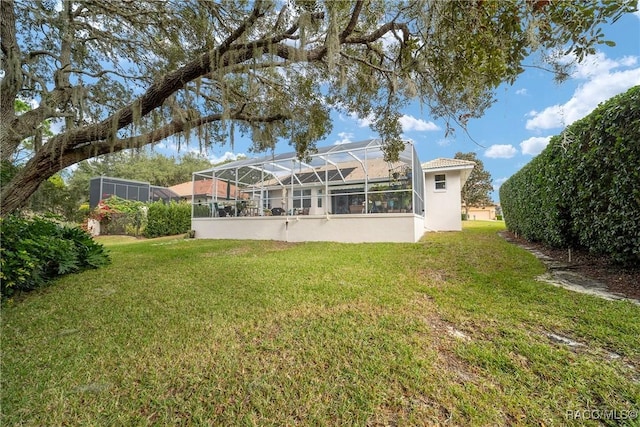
[421,158,476,170]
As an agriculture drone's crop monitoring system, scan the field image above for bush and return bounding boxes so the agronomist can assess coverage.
[0,215,111,298]
[500,86,640,264]
[91,196,147,236]
[144,201,191,238]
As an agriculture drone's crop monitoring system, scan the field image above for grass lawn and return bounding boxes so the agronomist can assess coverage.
[2,222,639,425]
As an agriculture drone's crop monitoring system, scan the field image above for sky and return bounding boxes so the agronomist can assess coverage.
[167,8,638,203]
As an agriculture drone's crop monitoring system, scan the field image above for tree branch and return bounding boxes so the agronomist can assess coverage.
[0,107,290,215]
[25,50,60,61]
[66,68,148,81]
[340,1,364,41]
[217,0,266,53]
[110,110,290,149]
[228,11,324,55]
[344,22,410,45]
[339,52,395,74]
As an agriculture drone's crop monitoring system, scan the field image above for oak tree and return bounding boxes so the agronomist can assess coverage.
[454,151,493,217]
[1,0,635,215]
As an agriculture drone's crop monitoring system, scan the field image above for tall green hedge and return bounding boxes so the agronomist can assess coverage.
[144,200,191,238]
[500,86,640,264]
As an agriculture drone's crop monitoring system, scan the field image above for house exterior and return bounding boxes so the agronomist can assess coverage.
[422,158,475,231]
[190,140,473,242]
[463,204,497,221]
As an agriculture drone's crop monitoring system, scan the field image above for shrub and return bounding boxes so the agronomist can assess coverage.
[144,201,191,238]
[0,215,110,298]
[500,86,640,264]
[193,204,211,218]
[91,196,147,236]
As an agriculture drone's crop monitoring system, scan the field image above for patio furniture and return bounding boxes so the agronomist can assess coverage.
[349,205,363,214]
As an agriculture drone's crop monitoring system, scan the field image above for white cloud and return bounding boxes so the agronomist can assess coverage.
[398,115,439,132]
[436,138,452,147]
[515,88,528,96]
[492,177,509,192]
[485,144,517,159]
[351,112,374,128]
[526,52,640,131]
[334,132,354,145]
[350,113,439,132]
[209,151,244,164]
[570,52,635,79]
[520,136,551,156]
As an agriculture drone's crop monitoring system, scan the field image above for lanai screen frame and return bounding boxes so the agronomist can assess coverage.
[191,139,424,218]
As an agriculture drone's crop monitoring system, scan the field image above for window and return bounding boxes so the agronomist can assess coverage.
[293,189,312,208]
[435,174,446,190]
[317,189,323,208]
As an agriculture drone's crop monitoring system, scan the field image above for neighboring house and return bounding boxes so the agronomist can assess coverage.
[89,176,179,208]
[190,139,474,243]
[422,158,475,232]
[463,204,497,221]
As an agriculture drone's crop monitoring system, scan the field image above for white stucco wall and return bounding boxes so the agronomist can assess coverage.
[424,170,464,231]
[192,214,424,243]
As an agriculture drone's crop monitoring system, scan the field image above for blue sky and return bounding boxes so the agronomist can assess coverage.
[162,8,638,203]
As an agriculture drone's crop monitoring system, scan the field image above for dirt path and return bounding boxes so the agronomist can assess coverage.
[500,231,640,306]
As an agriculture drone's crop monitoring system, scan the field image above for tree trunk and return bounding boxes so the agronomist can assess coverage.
[1,150,71,216]
[0,0,23,160]
[1,169,51,216]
